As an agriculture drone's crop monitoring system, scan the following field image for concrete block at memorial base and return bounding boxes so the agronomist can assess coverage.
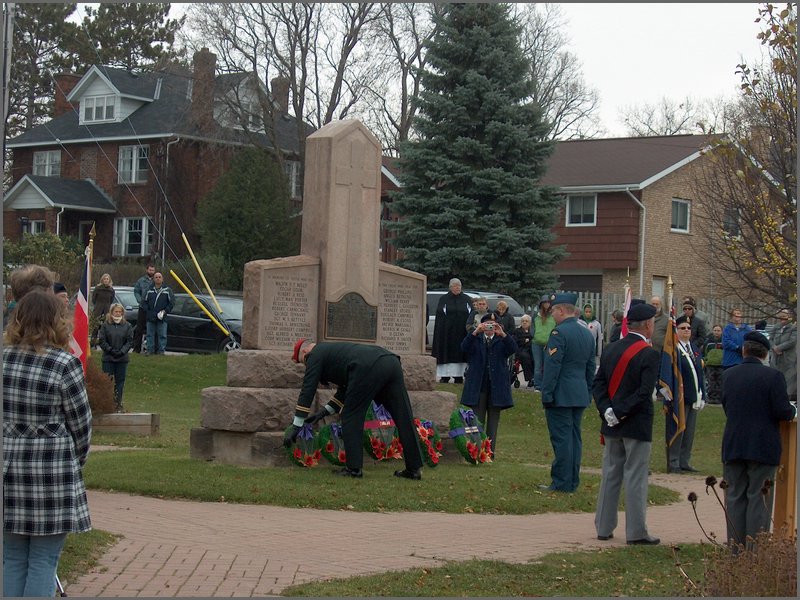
[190,428,293,467]
[397,355,436,391]
[226,350,305,388]
[409,390,459,434]
[200,386,335,432]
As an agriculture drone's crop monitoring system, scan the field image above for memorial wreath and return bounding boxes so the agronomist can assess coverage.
[414,417,443,467]
[363,401,403,460]
[284,424,322,467]
[318,422,347,466]
[448,407,493,464]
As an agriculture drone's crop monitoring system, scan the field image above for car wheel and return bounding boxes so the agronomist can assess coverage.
[219,335,241,353]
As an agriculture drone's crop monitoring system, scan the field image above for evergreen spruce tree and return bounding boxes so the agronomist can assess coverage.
[389,3,564,302]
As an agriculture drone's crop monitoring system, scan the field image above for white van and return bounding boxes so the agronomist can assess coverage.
[426,290,526,347]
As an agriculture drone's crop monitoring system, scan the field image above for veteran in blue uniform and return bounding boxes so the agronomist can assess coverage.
[540,292,597,492]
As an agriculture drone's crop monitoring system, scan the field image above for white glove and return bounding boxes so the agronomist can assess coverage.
[604,407,619,427]
[692,398,706,411]
[157,310,165,321]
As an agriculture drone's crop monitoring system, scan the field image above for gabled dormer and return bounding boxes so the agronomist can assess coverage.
[67,65,162,126]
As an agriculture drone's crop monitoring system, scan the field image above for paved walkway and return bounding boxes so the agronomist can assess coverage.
[65,470,726,597]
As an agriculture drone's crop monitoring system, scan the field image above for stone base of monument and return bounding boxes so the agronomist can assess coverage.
[189,350,460,467]
[93,413,160,436]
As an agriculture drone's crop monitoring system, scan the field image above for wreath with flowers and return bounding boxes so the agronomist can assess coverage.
[363,401,404,460]
[284,424,322,468]
[448,407,493,464]
[414,417,443,467]
[318,422,348,466]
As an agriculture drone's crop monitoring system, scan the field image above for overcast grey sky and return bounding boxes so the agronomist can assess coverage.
[558,3,766,136]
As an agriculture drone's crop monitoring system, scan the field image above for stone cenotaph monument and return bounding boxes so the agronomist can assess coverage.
[190,120,458,466]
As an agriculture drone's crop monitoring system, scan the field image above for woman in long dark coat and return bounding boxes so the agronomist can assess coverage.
[431,278,472,383]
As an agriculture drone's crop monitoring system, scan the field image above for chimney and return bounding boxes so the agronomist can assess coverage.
[191,47,217,133]
[270,76,290,114]
[54,73,82,118]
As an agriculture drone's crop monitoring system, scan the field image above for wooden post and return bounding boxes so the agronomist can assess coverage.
[773,419,797,537]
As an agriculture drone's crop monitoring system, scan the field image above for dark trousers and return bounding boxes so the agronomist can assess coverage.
[475,391,502,455]
[723,460,777,548]
[339,355,424,473]
[515,349,534,381]
[667,405,698,471]
[545,406,586,492]
[102,360,129,411]
[133,307,146,353]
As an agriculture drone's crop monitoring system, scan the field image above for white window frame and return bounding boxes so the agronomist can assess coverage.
[565,194,597,227]
[723,206,742,239]
[113,217,155,257]
[283,160,301,198]
[30,220,46,234]
[32,150,61,177]
[118,145,149,184]
[82,95,116,123]
[671,198,691,233]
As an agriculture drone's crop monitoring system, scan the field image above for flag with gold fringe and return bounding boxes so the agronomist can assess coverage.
[657,290,684,448]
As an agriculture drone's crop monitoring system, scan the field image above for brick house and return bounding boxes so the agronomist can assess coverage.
[4,48,307,262]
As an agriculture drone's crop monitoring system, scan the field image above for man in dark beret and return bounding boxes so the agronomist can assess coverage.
[285,339,424,480]
[593,301,662,545]
[721,330,797,548]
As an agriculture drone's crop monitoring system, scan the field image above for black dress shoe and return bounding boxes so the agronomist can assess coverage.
[394,468,422,480]
[333,467,363,478]
[681,466,699,473]
[439,377,450,383]
[453,377,463,384]
[627,535,660,545]
[597,534,614,541]
[667,468,682,474]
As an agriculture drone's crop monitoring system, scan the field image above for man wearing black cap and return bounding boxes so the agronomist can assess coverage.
[540,292,596,492]
[721,330,797,548]
[284,339,424,480]
[593,301,662,545]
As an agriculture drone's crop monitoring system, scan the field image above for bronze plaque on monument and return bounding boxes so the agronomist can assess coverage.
[325,292,378,341]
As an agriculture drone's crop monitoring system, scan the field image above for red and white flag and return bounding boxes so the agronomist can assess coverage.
[620,282,632,337]
[70,246,90,373]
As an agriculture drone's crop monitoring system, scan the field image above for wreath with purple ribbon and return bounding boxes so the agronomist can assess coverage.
[448,407,493,464]
[284,424,322,467]
[414,417,443,467]
[318,422,347,466]
[363,401,403,460]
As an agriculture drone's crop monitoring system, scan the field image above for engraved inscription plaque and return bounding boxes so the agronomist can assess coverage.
[326,292,377,341]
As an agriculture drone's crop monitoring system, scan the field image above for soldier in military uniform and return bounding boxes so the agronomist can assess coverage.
[540,292,597,492]
[283,339,424,480]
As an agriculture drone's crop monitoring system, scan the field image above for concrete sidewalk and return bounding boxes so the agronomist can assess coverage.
[65,471,725,597]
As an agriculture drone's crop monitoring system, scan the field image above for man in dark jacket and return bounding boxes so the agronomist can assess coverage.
[460,313,517,456]
[540,292,596,492]
[284,340,424,480]
[141,272,174,355]
[593,301,661,545]
[133,264,155,353]
[721,331,797,548]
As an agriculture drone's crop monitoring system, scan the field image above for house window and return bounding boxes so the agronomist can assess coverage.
[32,150,61,176]
[30,220,46,234]
[113,217,155,256]
[566,194,596,226]
[118,145,149,184]
[283,160,301,198]
[82,95,116,123]
[671,198,690,232]
[243,101,263,130]
[723,207,741,238]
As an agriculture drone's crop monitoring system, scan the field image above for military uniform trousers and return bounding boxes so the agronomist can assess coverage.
[667,405,698,472]
[723,460,777,547]
[544,406,585,492]
[595,436,652,541]
[339,355,424,473]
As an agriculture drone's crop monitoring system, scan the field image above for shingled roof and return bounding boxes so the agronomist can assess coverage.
[7,65,307,153]
[4,175,116,212]
[540,134,716,191]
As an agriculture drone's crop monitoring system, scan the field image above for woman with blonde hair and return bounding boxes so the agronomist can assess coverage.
[91,272,115,346]
[3,290,92,597]
[98,303,134,412]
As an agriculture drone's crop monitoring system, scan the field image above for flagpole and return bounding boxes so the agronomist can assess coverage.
[87,223,96,358]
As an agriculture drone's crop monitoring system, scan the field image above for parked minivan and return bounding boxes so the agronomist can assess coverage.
[426,290,525,347]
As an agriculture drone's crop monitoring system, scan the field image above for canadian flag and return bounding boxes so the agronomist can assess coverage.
[70,247,90,373]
